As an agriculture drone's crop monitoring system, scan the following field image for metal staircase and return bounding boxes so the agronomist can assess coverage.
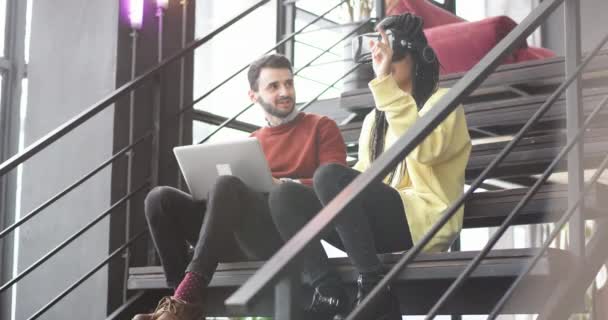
[1,0,607,319]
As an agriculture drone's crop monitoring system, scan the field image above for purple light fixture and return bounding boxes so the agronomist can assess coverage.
[157,0,169,9]
[128,0,144,29]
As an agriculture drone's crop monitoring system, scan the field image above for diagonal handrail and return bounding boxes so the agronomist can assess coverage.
[350,12,607,320]
[298,64,361,112]
[488,111,608,319]
[0,181,149,294]
[424,79,608,318]
[225,0,566,312]
[0,0,270,177]
[198,18,373,144]
[174,0,349,119]
[0,131,153,239]
[26,229,149,320]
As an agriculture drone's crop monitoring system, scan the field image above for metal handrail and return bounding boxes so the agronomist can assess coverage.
[199,18,373,144]
[173,0,349,120]
[351,16,607,320]
[0,131,153,239]
[298,64,361,112]
[225,0,566,311]
[425,85,608,318]
[0,0,269,177]
[26,229,149,320]
[105,291,146,320]
[488,109,608,319]
[0,182,149,294]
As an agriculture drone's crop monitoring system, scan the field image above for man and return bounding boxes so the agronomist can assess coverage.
[132,53,347,320]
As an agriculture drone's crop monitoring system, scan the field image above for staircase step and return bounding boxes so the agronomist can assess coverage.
[333,50,608,113]
[343,128,608,181]
[128,248,577,315]
[335,87,608,142]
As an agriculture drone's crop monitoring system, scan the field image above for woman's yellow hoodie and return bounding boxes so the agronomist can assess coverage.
[353,75,472,252]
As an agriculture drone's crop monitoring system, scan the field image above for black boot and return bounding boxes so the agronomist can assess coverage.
[334,273,401,320]
[306,284,348,320]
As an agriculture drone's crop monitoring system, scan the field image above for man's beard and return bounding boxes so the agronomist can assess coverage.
[258,95,295,118]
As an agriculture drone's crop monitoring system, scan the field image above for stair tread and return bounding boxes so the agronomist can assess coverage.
[128,248,576,315]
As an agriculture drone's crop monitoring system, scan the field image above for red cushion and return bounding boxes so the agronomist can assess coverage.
[424,16,528,74]
[387,0,465,28]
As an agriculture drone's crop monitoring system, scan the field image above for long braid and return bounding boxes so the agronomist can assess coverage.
[368,13,440,184]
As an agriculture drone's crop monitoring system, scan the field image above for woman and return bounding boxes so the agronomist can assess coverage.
[269,13,471,319]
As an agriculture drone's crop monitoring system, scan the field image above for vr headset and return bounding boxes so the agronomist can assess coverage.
[351,29,435,64]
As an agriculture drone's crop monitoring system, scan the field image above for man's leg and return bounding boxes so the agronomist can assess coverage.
[186,175,284,283]
[268,182,335,285]
[144,186,206,288]
[269,182,349,318]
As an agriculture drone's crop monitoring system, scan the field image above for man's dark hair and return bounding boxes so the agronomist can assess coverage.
[248,53,293,91]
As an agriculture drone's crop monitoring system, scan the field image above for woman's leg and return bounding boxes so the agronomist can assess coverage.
[313,163,412,274]
[313,163,412,320]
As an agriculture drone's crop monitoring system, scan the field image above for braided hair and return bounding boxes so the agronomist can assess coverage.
[369,14,440,184]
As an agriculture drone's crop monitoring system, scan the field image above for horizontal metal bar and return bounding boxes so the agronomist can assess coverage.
[192,110,260,133]
[198,18,372,144]
[491,153,608,319]
[298,64,360,112]
[27,229,148,320]
[294,39,341,57]
[225,0,564,312]
[425,93,608,318]
[295,72,340,91]
[295,6,340,27]
[0,182,149,294]
[105,290,146,320]
[0,0,270,177]
[0,131,153,240]
[175,0,347,120]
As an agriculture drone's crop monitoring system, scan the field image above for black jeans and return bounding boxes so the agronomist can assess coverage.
[269,163,413,286]
[144,175,284,288]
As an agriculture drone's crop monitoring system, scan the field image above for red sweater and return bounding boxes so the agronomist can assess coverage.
[251,113,347,186]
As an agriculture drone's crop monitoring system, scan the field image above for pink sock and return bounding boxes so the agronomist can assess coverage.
[173,272,204,304]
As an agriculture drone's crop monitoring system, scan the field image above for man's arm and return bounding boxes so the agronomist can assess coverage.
[298,117,347,185]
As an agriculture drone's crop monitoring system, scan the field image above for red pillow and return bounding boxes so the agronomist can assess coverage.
[387,0,465,29]
[424,16,527,74]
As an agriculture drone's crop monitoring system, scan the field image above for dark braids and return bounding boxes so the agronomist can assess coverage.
[369,14,440,183]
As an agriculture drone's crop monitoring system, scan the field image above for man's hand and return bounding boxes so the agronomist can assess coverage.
[370,28,393,78]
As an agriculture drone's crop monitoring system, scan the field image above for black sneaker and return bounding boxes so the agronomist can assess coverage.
[334,274,401,320]
[306,285,348,320]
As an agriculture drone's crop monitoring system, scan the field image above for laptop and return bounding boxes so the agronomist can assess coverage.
[173,137,275,200]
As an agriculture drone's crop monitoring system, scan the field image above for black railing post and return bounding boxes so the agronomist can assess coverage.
[277,0,296,61]
[565,0,585,258]
[274,273,302,320]
[375,0,385,20]
[177,0,190,191]
[123,26,140,304]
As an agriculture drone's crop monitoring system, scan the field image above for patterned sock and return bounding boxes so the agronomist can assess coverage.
[173,272,204,304]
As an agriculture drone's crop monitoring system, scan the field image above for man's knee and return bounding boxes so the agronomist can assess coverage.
[268,182,303,219]
[144,186,174,221]
[313,163,349,191]
[212,175,244,194]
